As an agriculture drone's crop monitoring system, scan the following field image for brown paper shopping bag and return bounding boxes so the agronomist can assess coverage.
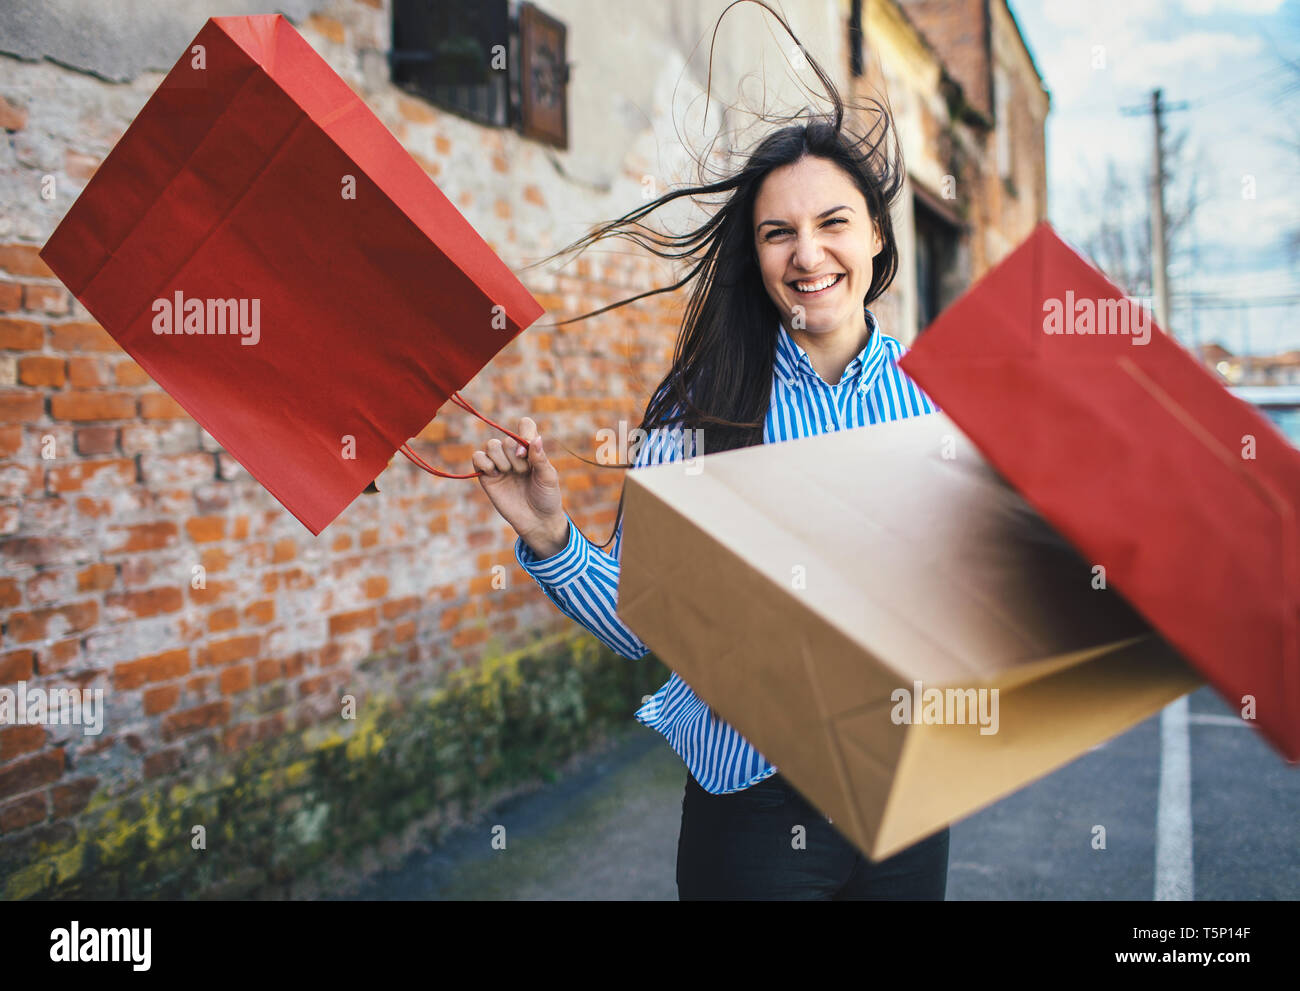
[616,412,1203,860]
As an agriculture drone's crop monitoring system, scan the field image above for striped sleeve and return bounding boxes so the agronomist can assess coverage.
[887,339,941,415]
[514,408,688,661]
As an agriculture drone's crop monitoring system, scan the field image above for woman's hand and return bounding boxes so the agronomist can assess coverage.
[472,416,569,558]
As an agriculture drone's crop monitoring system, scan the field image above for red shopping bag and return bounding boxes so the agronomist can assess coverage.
[40,14,543,535]
[900,221,1300,762]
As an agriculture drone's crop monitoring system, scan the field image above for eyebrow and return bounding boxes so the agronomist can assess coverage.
[757,205,854,231]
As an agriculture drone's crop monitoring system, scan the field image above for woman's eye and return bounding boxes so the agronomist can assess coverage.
[824,217,847,228]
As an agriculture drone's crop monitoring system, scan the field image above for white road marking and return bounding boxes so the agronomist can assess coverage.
[1188,713,1254,729]
[1155,695,1194,901]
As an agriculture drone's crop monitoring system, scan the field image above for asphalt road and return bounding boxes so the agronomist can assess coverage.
[329,683,1297,900]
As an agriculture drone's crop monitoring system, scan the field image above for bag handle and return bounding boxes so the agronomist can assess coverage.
[399,391,530,479]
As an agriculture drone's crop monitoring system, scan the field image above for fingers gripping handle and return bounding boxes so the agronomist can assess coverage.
[399,392,530,480]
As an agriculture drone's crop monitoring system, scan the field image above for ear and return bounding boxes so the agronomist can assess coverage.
[871,223,883,256]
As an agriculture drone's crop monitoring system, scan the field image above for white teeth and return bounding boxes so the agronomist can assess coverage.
[794,274,841,293]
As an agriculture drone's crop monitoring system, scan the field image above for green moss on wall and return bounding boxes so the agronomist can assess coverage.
[1,632,670,900]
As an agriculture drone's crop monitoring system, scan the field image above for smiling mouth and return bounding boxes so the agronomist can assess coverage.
[790,273,845,296]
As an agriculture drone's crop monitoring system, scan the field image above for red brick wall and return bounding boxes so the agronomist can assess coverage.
[897,0,992,120]
[0,157,682,842]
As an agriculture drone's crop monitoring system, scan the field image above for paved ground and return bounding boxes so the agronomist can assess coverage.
[330,683,1298,900]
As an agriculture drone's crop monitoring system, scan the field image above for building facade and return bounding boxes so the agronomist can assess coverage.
[0,0,1047,896]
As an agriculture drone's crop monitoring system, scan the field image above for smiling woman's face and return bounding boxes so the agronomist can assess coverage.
[753,155,882,338]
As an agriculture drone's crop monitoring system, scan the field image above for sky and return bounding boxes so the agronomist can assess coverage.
[1010,0,1300,354]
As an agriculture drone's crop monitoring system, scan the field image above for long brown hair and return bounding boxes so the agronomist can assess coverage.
[522,0,905,549]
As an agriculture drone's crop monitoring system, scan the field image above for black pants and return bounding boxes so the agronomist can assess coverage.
[676,770,949,900]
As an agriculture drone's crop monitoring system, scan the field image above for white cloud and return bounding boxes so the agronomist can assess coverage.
[1107,31,1264,83]
[1037,0,1170,30]
[1181,0,1286,16]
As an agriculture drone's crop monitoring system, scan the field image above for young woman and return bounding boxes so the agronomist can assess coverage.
[470,1,948,900]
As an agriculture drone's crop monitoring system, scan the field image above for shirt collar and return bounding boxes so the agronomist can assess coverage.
[774,307,888,396]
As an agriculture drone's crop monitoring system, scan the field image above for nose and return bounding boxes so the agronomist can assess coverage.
[791,230,826,272]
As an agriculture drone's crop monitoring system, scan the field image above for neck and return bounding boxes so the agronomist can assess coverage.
[786,308,871,387]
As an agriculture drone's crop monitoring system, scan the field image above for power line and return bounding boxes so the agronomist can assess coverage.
[1170,295,1300,308]
[1181,64,1294,110]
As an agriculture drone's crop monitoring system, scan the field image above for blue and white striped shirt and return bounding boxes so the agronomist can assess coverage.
[514,309,940,794]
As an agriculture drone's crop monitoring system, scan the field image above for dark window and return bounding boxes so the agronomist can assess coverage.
[914,193,963,332]
[391,0,512,127]
[389,0,570,149]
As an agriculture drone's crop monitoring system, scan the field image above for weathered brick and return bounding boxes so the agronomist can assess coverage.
[0,650,34,685]
[0,244,52,278]
[0,97,27,132]
[17,355,63,387]
[143,748,181,779]
[0,791,48,831]
[24,568,70,605]
[208,607,238,633]
[112,649,190,691]
[162,700,229,742]
[73,425,117,455]
[7,600,98,642]
[0,283,21,311]
[105,586,184,620]
[381,595,419,619]
[66,356,105,389]
[219,665,252,695]
[0,724,46,761]
[0,318,43,350]
[0,536,83,567]
[22,284,67,315]
[452,626,489,648]
[139,393,189,419]
[328,607,377,635]
[198,547,231,573]
[142,684,180,716]
[0,749,64,800]
[106,521,178,553]
[50,776,97,819]
[0,392,43,423]
[243,600,274,625]
[199,635,259,667]
[188,578,236,606]
[307,12,345,43]
[120,420,198,456]
[398,94,436,123]
[184,515,225,543]
[254,658,282,684]
[139,452,214,488]
[113,359,150,386]
[0,425,22,457]
[49,322,117,352]
[45,458,134,493]
[37,638,80,675]
[50,392,135,422]
[64,150,99,182]
[0,463,39,501]
[298,674,331,698]
[75,563,116,592]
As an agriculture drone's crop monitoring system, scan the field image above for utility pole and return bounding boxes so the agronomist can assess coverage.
[1122,89,1187,340]
[1151,89,1170,339]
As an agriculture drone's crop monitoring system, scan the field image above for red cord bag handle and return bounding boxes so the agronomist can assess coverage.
[395,391,530,480]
